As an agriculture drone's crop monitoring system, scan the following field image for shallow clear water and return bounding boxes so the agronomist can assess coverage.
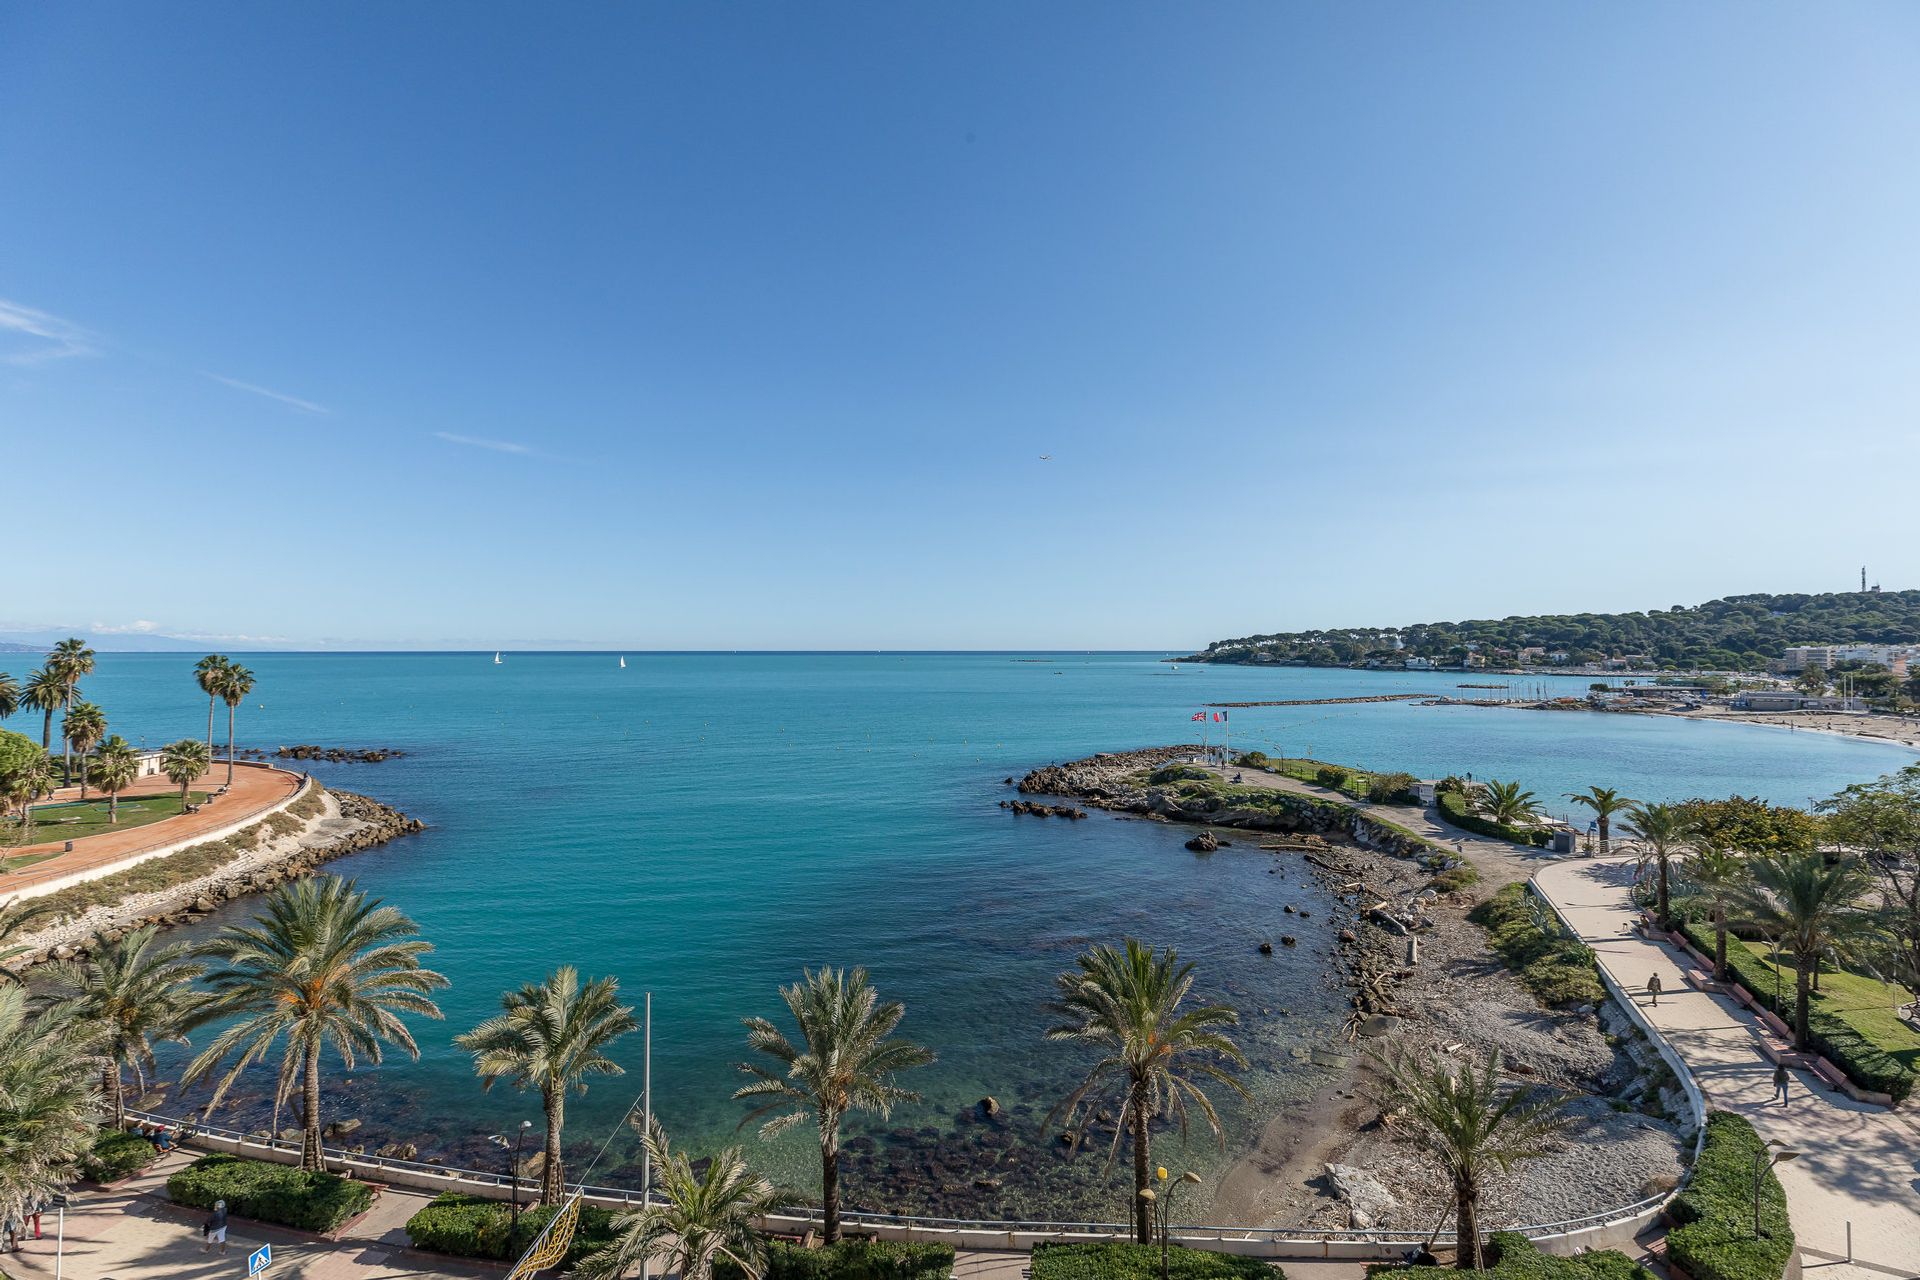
[38,652,1914,1220]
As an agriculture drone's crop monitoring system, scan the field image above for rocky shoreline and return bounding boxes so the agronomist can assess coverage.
[4,788,425,972]
[231,745,409,763]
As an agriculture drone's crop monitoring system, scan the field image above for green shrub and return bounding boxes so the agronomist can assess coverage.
[1665,1112,1793,1280]
[1365,1233,1651,1280]
[1470,883,1604,1007]
[1438,790,1553,847]
[1315,765,1352,790]
[714,1239,955,1279]
[167,1154,374,1234]
[81,1129,160,1183]
[1430,863,1482,894]
[1150,764,1214,784]
[1030,1240,1279,1278]
[1367,771,1420,805]
[403,1192,619,1265]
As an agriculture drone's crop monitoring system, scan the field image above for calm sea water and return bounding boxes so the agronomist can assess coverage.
[39,652,1915,1220]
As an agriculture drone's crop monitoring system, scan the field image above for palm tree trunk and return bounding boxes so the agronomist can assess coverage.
[1793,957,1812,1051]
[1656,856,1671,931]
[821,1141,841,1244]
[206,695,216,760]
[541,1090,565,1206]
[302,1039,324,1172]
[1455,1184,1480,1270]
[106,1065,125,1128]
[226,704,237,786]
[1713,902,1728,982]
[40,708,51,751]
[78,759,89,801]
[1598,815,1610,856]
[62,693,72,789]
[109,789,118,823]
[1131,1087,1153,1246]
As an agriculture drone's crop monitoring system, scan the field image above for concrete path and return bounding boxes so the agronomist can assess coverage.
[1535,855,1920,1280]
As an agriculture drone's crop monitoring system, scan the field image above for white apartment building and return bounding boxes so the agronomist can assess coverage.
[1782,643,1920,671]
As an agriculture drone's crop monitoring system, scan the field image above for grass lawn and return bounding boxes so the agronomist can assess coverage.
[1728,934,1920,1074]
[1,792,209,852]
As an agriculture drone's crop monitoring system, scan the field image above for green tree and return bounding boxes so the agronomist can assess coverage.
[734,966,935,1244]
[194,655,231,759]
[1373,1048,1571,1270]
[577,1120,781,1280]
[44,924,206,1125]
[0,984,100,1217]
[211,663,256,785]
[185,876,447,1170]
[1046,939,1248,1245]
[1685,843,1747,982]
[455,966,637,1206]
[90,735,142,824]
[0,671,17,721]
[47,638,95,785]
[1565,786,1634,854]
[1796,667,1829,695]
[1475,780,1539,828]
[61,701,107,800]
[1623,802,1695,931]
[1729,850,1880,1051]
[0,730,45,838]
[1817,764,1920,1004]
[1675,797,1821,857]
[21,667,65,753]
[161,738,213,804]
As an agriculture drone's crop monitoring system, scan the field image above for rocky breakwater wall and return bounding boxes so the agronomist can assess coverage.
[6,789,425,970]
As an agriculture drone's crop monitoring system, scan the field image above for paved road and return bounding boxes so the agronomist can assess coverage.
[1535,855,1920,1280]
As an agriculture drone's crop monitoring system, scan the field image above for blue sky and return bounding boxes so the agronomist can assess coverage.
[3,3,1917,649]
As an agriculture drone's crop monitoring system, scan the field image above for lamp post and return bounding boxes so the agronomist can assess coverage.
[511,1119,532,1232]
[1752,1140,1798,1238]
[1137,1167,1202,1280]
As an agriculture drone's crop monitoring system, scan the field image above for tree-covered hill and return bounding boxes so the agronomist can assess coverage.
[1186,590,1920,671]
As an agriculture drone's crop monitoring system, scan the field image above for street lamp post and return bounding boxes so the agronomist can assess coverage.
[511,1119,532,1232]
[1137,1167,1203,1280]
[1752,1140,1798,1238]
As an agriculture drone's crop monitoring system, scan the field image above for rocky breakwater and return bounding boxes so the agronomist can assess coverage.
[232,745,407,763]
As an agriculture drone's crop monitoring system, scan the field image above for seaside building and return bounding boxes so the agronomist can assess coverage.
[1730,691,1869,713]
[1782,643,1920,671]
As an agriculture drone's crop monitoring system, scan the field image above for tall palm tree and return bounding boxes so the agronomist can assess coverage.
[1046,940,1248,1245]
[1729,850,1880,1050]
[1686,843,1747,982]
[194,655,231,759]
[161,738,213,805]
[21,668,65,753]
[455,966,637,1206]
[0,984,99,1217]
[90,735,141,824]
[47,638,95,785]
[1623,802,1695,932]
[1475,780,1539,829]
[734,967,935,1244]
[185,876,447,1170]
[1374,1048,1571,1270]
[1565,786,1634,855]
[577,1119,782,1280]
[62,701,107,800]
[0,671,18,722]
[44,925,206,1125]
[212,663,256,785]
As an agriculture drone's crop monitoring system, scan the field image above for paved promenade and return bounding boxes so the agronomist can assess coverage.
[1534,855,1920,1280]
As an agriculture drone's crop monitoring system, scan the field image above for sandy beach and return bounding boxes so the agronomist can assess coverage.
[1659,705,1920,751]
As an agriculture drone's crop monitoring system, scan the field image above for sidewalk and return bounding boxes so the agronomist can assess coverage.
[1534,856,1920,1280]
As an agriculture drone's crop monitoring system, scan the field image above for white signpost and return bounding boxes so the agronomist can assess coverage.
[248,1243,272,1277]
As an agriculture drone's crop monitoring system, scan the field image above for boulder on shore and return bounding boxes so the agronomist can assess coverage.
[1185,831,1219,853]
[1325,1162,1399,1228]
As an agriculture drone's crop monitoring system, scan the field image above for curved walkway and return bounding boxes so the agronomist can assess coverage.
[1535,855,1920,1280]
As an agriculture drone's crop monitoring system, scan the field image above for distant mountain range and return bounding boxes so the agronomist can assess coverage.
[0,629,296,654]
[1184,590,1920,672]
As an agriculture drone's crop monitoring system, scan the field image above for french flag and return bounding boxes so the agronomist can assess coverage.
[1214,712,1227,722]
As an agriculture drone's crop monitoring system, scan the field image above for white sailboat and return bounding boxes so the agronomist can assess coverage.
[493,651,502,665]
[619,656,626,668]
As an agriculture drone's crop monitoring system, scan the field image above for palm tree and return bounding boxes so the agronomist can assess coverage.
[161,738,213,805]
[21,668,65,753]
[455,966,637,1205]
[734,967,935,1244]
[90,735,141,824]
[0,671,17,722]
[47,638,95,784]
[1623,803,1695,932]
[184,876,447,1170]
[212,663,256,785]
[0,984,99,1217]
[1046,940,1249,1245]
[194,655,231,759]
[1475,780,1539,828]
[1,751,52,848]
[1686,843,1747,982]
[1729,850,1880,1050]
[577,1119,782,1280]
[1565,786,1633,855]
[61,702,107,800]
[1374,1048,1571,1270]
[44,925,206,1125]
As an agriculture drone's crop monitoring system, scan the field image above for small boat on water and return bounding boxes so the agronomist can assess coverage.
[493,651,502,665]
[619,656,626,668]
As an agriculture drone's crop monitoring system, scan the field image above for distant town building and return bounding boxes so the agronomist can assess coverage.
[1782,644,1920,672]
[1404,657,1434,670]
[1731,691,1868,713]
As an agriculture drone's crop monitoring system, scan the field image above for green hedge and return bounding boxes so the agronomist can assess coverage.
[1438,790,1553,847]
[712,1239,954,1279]
[167,1154,374,1234]
[81,1129,161,1183]
[403,1192,618,1266]
[1030,1241,1278,1278]
[1665,1112,1793,1280]
[1470,883,1604,1007]
[1680,923,1915,1103]
[1365,1232,1651,1280]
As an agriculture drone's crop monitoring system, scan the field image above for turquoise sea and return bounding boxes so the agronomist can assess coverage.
[46,652,1916,1222]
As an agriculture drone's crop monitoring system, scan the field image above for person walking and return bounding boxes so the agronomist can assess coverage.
[1646,971,1663,1007]
[201,1199,229,1255]
[27,1198,41,1239]
[2,1209,18,1253]
[1773,1062,1791,1107]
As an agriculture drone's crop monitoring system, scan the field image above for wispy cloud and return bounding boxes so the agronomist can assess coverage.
[435,431,535,456]
[90,619,160,634]
[0,299,95,365]
[204,372,329,414]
